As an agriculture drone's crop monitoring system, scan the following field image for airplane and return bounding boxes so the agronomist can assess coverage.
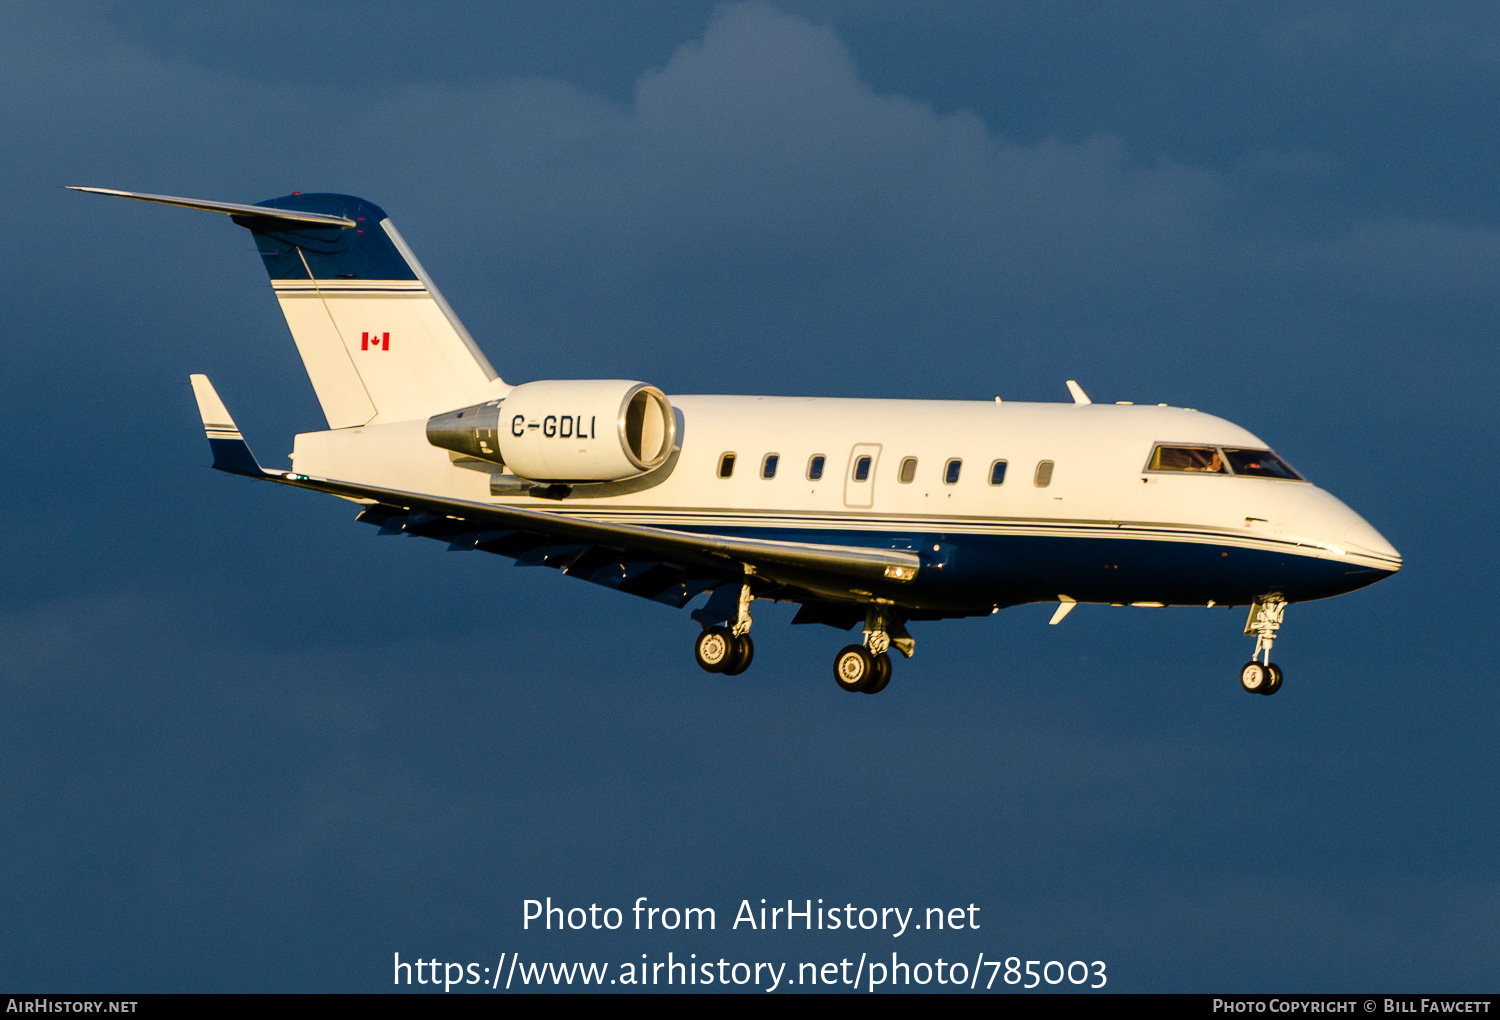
[71,186,1401,696]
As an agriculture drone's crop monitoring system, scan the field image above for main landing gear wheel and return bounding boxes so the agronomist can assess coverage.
[834,645,876,692]
[864,653,892,695]
[723,634,754,676]
[1265,662,1283,696]
[695,627,735,673]
[694,627,753,675]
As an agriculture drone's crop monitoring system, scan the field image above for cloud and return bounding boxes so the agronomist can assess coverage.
[361,5,1229,293]
[14,4,1497,339]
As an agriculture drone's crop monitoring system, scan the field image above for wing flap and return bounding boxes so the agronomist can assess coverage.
[295,474,920,591]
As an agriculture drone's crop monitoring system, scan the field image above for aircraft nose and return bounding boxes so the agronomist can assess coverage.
[1341,516,1402,570]
[1290,487,1401,572]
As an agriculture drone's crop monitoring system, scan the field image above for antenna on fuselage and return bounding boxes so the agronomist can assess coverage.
[1065,380,1092,405]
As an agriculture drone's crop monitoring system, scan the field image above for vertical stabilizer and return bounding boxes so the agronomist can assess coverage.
[245,193,500,427]
[69,187,502,428]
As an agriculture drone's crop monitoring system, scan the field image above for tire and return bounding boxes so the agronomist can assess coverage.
[1265,662,1283,695]
[723,634,755,676]
[834,645,874,692]
[863,653,892,694]
[695,626,735,673]
[1240,660,1268,694]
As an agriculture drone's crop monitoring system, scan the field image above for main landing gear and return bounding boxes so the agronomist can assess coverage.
[693,583,755,677]
[833,608,913,695]
[1240,598,1286,696]
[690,590,916,695]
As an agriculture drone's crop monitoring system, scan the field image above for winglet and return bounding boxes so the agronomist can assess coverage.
[190,374,266,476]
[1065,380,1092,405]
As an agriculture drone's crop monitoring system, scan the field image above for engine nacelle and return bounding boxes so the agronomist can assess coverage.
[426,380,675,483]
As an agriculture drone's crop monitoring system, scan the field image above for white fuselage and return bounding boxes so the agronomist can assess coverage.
[290,395,1400,614]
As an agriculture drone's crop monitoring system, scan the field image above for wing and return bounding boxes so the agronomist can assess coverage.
[189,376,920,613]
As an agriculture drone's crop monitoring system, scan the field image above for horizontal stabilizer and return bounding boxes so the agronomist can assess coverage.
[189,374,267,476]
[67,187,356,228]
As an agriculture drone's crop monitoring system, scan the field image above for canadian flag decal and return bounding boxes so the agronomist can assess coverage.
[361,331,390,351]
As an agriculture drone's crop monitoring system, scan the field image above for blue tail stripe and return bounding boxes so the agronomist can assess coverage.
[230,193,417,282]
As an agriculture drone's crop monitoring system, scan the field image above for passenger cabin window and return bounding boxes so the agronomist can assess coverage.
[1222,448,1302,480]
[898,457,917,483]
[852,455,872,482]
[944,459,962,485]
[718,453,736,478]
[807,454,826,481]
[761,454,779,479]
[1034,460,1054,487]
[1149,445,1226,473]
[989,460,1008,485]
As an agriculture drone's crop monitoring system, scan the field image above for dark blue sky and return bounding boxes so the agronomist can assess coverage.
[2,1,1495,992]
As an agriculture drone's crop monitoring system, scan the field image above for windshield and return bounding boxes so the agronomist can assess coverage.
[1148,445,1225,473]
[1147,443,1305,481]
[1222,448,1302,480]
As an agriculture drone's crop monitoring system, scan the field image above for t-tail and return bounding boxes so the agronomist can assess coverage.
[69,187,503,427]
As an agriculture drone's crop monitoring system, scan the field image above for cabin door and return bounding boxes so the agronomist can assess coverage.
[843,444,882,509]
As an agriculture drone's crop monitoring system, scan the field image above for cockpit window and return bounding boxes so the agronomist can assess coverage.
[1146,443,1306,481]
[1222,448,1302,480]
[1148,445,1226,473]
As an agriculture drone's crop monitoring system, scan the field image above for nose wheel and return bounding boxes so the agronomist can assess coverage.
[1240,660,1282,695]
[1266,662,1282,694]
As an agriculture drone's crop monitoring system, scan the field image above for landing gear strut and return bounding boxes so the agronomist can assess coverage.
[832,607,911,694]
[1240,598,1286,696]
[693,582,755,676]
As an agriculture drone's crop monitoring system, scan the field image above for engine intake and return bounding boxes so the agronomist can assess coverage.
[426,380,676,483]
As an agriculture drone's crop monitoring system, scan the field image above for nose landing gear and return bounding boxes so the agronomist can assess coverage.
[1241,598,1286,696]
